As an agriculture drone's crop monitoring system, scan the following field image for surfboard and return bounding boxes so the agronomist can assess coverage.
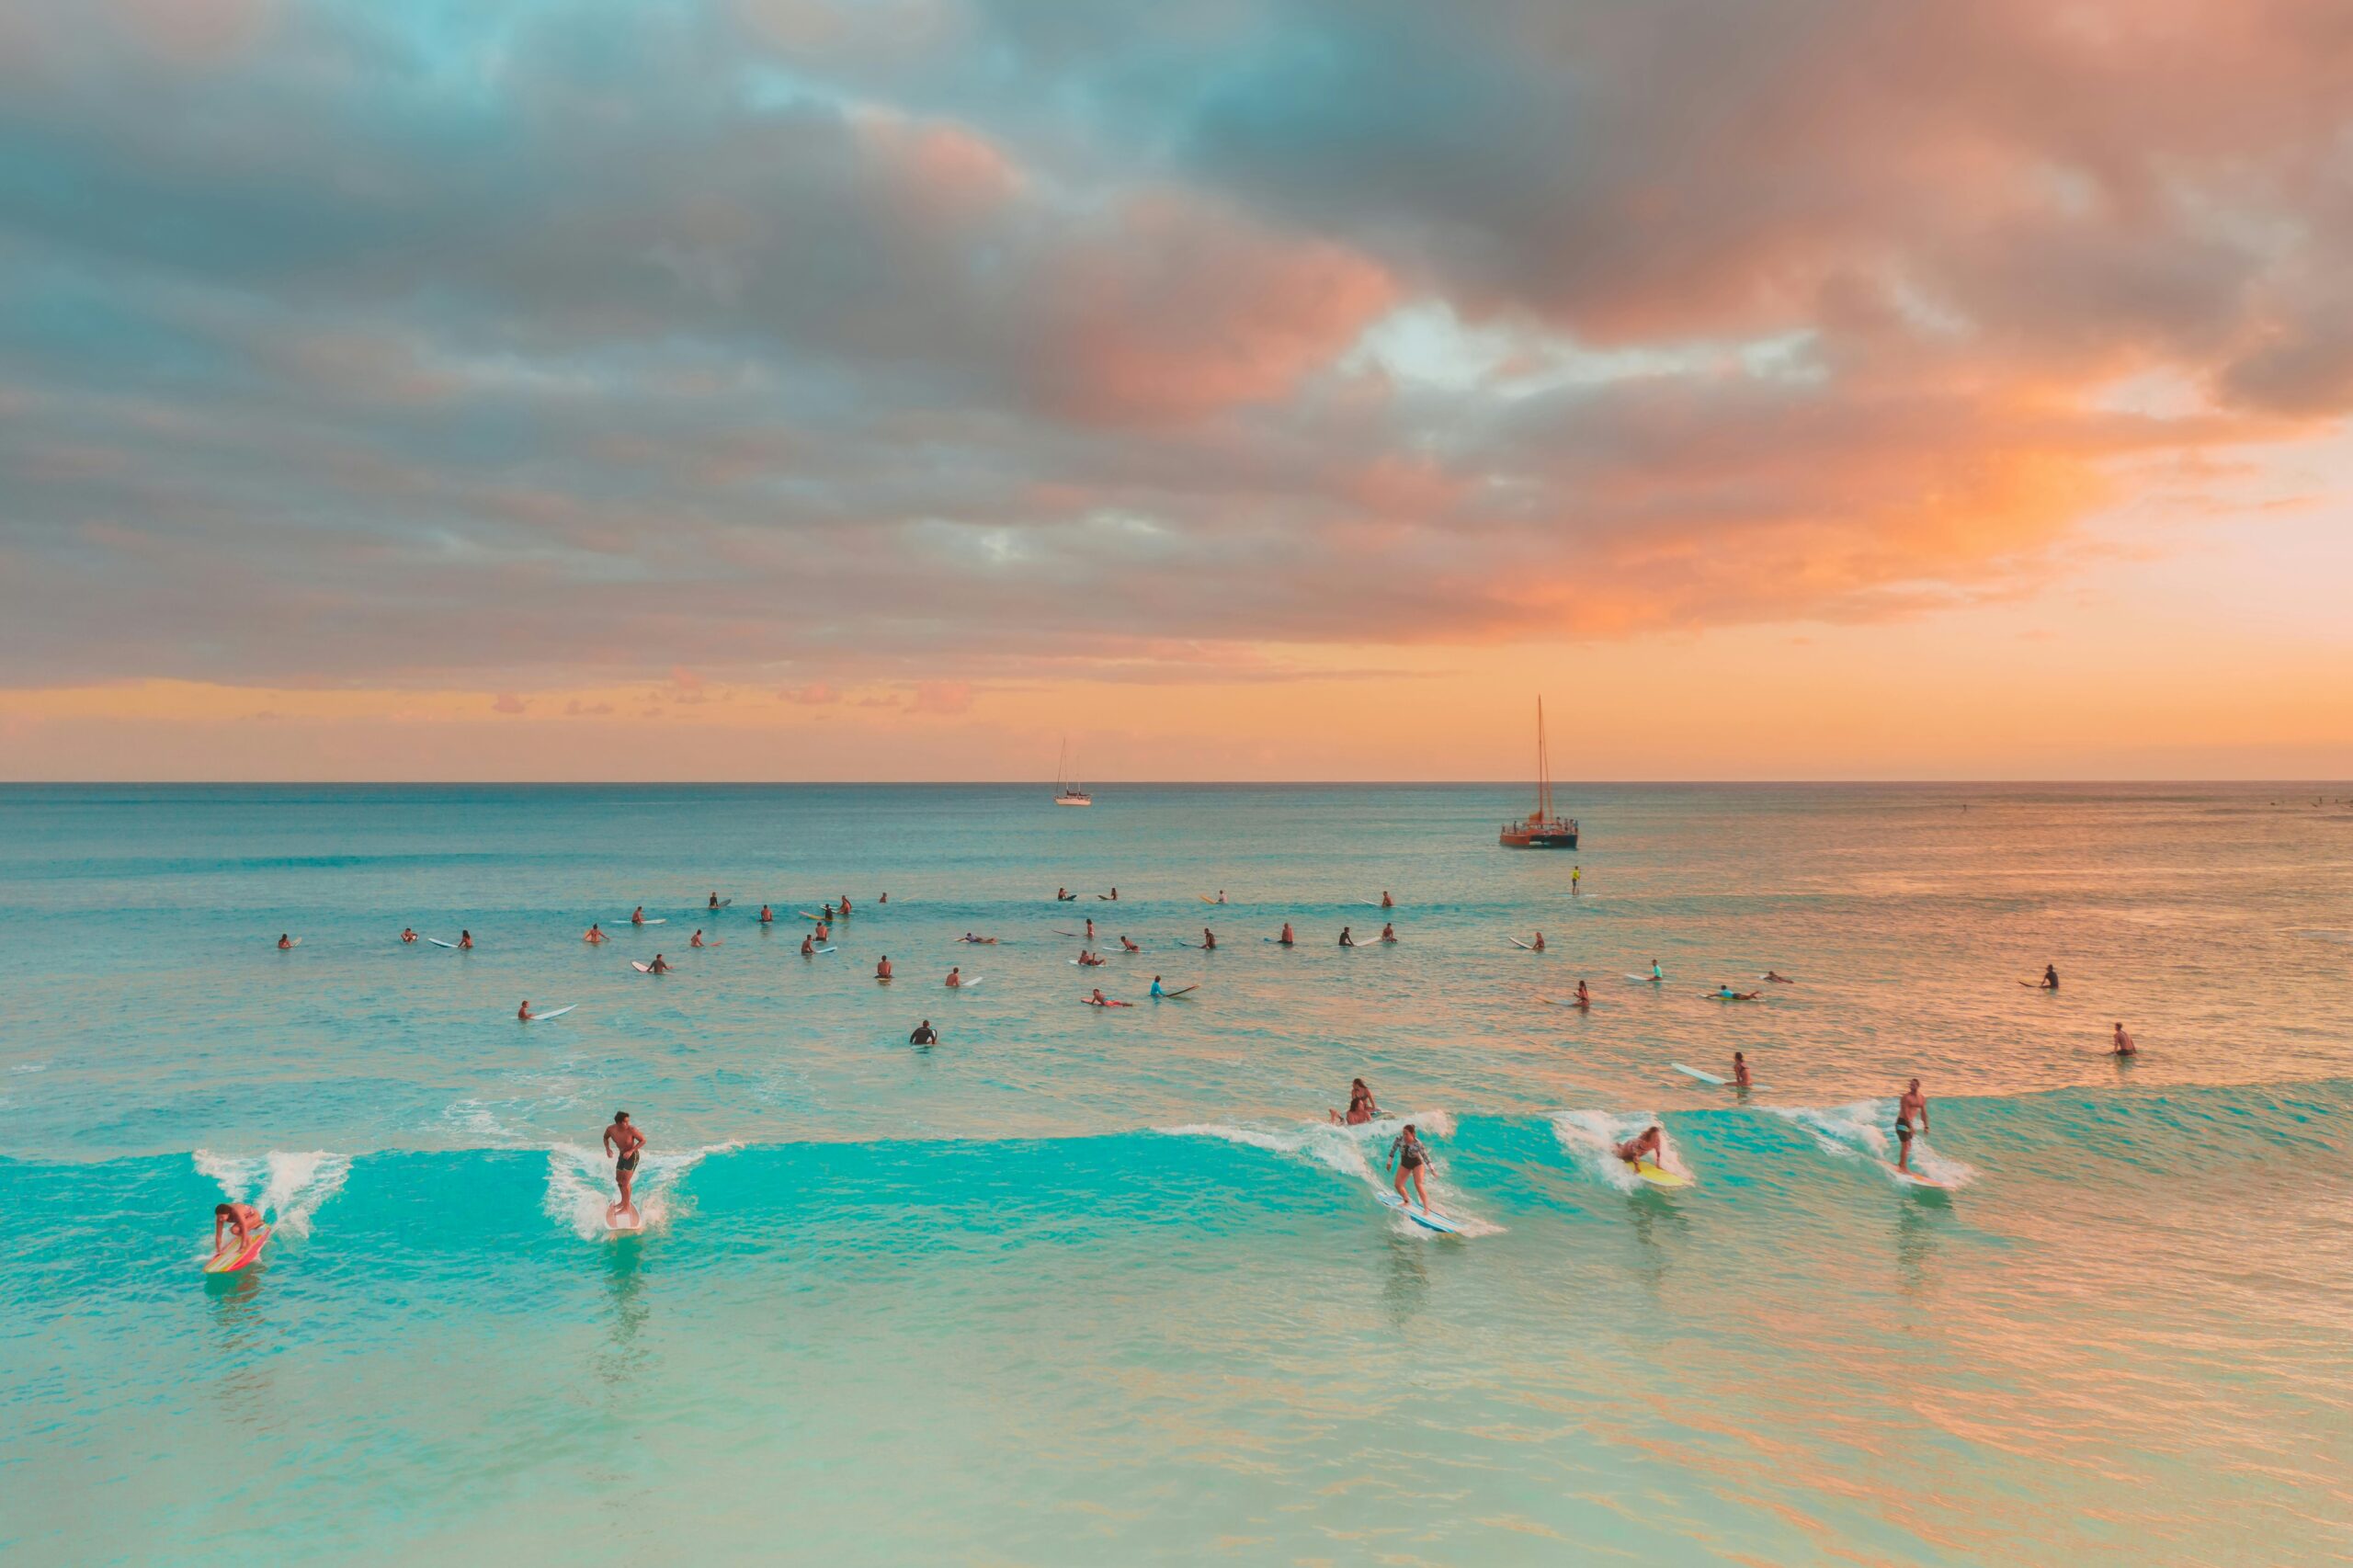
[1376,1191,1464,1234]
[1887,1165,1950,1190]
[633,917,666,926]
[949,977,982,990]
[1053,929,1084,937]
[526,1005,577,1022]
[1153,985,1197,998]
[798,911,824,922]
[1548,995,1593,1007]
[811,946,836,954]
[1069,958,1108,966]
[203,1223,271,1273]
[1632,1161,1688,1187]
[1624,972,1663,983]
[1671,1062,1727,1085]
[631,961,657,973]
[606,1207,644,1234]
[277,938,301,949]
[428,937,458,949]
[1199,895,1223,904]
[1508,937,1537,949]
[1263,937,1294,945]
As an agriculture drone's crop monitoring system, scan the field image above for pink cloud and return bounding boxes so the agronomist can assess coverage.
[782,682,839,706]
[907,679,972,715]
[491,692,526,714]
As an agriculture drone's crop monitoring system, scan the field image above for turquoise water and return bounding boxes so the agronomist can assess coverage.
[5,784,2350,1564]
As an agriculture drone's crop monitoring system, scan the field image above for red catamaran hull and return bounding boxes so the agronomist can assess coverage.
[1499,824,1577,848]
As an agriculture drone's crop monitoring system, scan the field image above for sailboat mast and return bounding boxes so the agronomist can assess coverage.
[1536,699,1551,823]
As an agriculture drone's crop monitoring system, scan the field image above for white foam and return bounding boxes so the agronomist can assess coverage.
[542,1139,739,1240]
[1156,1112,1497,1235]
[192,1148,351,1240]
[1549,1109,1693,1191]
[1768,1099,1976,1189]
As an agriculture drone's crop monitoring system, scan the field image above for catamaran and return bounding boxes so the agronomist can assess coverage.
[1499,698,1577,847]
[1054,739,1093,807]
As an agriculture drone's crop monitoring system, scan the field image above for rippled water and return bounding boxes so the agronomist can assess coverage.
[4,783,2349,1564]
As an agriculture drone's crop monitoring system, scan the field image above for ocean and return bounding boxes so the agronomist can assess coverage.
[3,783,2348,1564]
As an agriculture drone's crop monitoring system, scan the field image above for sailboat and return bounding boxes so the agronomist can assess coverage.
[1053,739,1093,807]
[1498,698,1577,847]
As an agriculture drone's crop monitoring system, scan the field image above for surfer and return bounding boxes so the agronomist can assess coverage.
[2112,1022,2137,1056]
[839,895,853,917]
[876,955,893,982]
[759,905,773,925]
[708,892,721,910]
[1530,932,1546,951]
[602,1111,644,1220]
[813,920,831,942]
[1388,1124,1432,1209]
[1616,1126,1665,1168]
[799,933,815,957]
[1102,888,1118,901]
[1711,985,1761,1000]
[1894,1079,1928,1173]
[877,892,888,904]
[1338,926,1356,948]
[1149,974,1167,998]
[631,906,646,926]
[1076,949,1105,967]
[1213,891,1226,903]
[689,929,708,949]
[1056,888,1074,902]
[1279,923,1295,947]
[584,923,607,944]
[1085,988,1131,1007]
[517,1000,536,1020]
[1762,970,1792,983]
[911,1020,938,1045]
[945,967,963,988]
[1380,923,1397,943]
[400,927,417,944]
[1201,928,1217,950]
[1380,892,1394,908]
[1573,980,1591,1006]
[1328,1078,1381,1125]
[646,953,673,974]
[1120,936,1142,952]
[458,930,473,950]
[211,1201,263,1257]
[2034,964,2060,991]
[1649,960,1664,981]
[277,933,294,949]
[1085,917,1096,940]
[1733,1051,1752,1089]
[1572,865,1581,892]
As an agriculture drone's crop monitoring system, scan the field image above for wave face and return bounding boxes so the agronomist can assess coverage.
[5,1080,2349,1565]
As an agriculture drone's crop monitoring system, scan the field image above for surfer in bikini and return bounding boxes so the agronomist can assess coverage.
[2111,1022,2136,1056]
[1338,926,1356,947]
[1085,917,1096,940]
[584,923,607,944]
[1894,1079,1928,1173]
[1388,1124,1432,1209]
[602,1111,644,1220]
[1733,1051,1752,1089]
[1381,923,1397,943]
[1120,936,1142,951]
[211,1201,264,1257]
[839,895,853,917]
[1328,1078,1381,1125]
[400,926,418,943]
[458,930,473,950]
[1616,1126,1665,1168]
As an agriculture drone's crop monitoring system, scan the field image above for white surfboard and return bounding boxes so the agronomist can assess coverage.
[950,977,982,990]
[1672,1062,1727,1085]
[1508,937,1537,950]
[632,917,667,926]
[606,1207,644,1233]
[428,937,459,949]
[1376,1190,1465,1234]
[1624,972,1662,983]
[810,946,836,955]
[631,961,657,973]
[277,938,301,949]
[526,1005,577,1022]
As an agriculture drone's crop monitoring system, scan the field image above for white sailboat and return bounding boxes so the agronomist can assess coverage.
[1054,739,1093,806]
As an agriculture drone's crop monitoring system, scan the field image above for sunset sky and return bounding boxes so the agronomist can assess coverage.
[4,0,2348,779]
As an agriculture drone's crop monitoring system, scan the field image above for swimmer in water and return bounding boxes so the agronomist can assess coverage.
[602,1110,644,1221]
[2112,1022,2136,1056]
[1894,1078,1928,1172]
[1278,923,1295,947]
[1616,1126,1665,1168]
[1085,917,1096,940]
[1388,1124,1432,1209]
[400,927,418,944]
[1381,923,1397,943]
[877,892,888,904]
[1338,926,1356,948]
[583,923,607,944]
[1733,1051,1752,1089]
[1329,1078,1381,1125]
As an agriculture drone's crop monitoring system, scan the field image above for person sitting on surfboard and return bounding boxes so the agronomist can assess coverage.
[800,933,815,956]
[1616,1126,1665,1168]
[277,933,294,949]
[458,930,473,950]
[1530,932,1546,951]
[1388,1125,1432,1210]
[212,1201,264,1256]
[2037,964,2059,991]
[1894,1080,1928,1172]
[1329,1078,1380,1125]
[1733,1051,1753,1089]
[1200,928,1217,949]
[518,999,536,1021]
[1574,980,1591,1006]
[1076,949,1105,966]
[1101,888,1118,901]
[584,924,607,944]
[758,905,773,925]
[1338,926,1356,947]
[1120,936,1141,952]
[1278,923,1294,946]
[631,906,646,925]
[401,927,418,943]
[1380,892,1393,908]
[603,1111,645,1220]
[910,1020,937,1045]
[708,892,721,909]
[1057,888,1075,901]
[945,967,963,988]
[647,953,674,974]
[875,955,893,982]
[2112,1022,2136,1056]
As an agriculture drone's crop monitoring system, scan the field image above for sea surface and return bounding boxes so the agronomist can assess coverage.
[3,782,2349,1565]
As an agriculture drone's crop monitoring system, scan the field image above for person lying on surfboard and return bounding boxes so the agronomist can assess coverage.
[584,924,607,944]
[1711,985,1761,1000]
[1895,1079,1928,1172]
[875,955,893,982]
[212,1201,264,1256]
[1085,989,1131,1007]
[1328,1078,1381,1125]
[1380,923,1397,943]
[1120,936,1142,951]
[1278,923,1294,947]
[910,1020,937,1045]
[2112,1022,2136,1056]
[1388,1125,1432,1210]
[945,967,963,988]
[401,926,418,944]
[1762,970,1792,983]
[1733,1051,1753,1089]
[960,932,998,944]
[1616,1126,1665,1168]
[603,1111,644,1220]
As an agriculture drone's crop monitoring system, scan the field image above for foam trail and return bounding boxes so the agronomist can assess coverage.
[1768,1100,1977,1189]
[192,1149,352,1239]
[1550,1109,1694,1191]
[1157,1112,1498,1236]
[544,1140,738,1239]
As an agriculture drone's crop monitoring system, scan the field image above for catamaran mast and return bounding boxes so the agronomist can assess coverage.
[1536,698,1552,824]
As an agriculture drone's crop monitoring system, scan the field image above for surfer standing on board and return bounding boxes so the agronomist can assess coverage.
[602,1111,644,1220]
[1894,1079,1928,1172]
[1388,1124,1432,1209]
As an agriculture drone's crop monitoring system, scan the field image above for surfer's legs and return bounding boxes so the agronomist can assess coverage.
[1894,1126,1914,1172]
[1408,1167,1428,1208]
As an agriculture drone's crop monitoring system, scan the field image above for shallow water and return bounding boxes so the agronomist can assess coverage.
[4,783,2349,1563]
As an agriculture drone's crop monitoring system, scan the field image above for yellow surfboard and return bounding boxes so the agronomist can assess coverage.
[1633,1162,1688,1188]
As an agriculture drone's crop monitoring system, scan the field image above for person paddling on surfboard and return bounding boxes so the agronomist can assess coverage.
[1085,988,1131,1007]
[1388,1124,1433,1210]
[1278,923,1294,947]
[1120,936,1141,952]
[875,955,893,982]
[1733,1051,1753,1089]
[401,926,418,944]
[602,1111,645,1221]
[212,1201,264,1257]
[1338,926,1356,947]
[1616,1126,1665,1169]
[1711,985,1761,1000]
[1381,923,1397,943]
[910,1020,937,1045]
[1762,970,1791,983]
[2111,1022,2137,1056]
[1329,1078,1381,1125]
[1894,1079,1928,1172]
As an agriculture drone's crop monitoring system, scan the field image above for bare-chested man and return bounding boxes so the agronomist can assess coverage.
[1895,1079,1929,1172]
[603,1111,645,1220]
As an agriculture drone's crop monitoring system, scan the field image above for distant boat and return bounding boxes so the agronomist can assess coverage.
[1054,739,1093,807]
[1499,698,1577,848]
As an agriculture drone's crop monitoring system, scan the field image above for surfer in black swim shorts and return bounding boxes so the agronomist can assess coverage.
[603,1111,645,1219]
[1388,1124,1431,1209]
[1894,1079,1928,1173]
